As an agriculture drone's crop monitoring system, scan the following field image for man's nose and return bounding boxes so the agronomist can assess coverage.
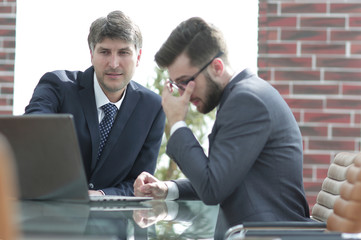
[109,54,119,68]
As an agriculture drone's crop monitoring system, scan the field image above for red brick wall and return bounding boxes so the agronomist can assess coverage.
[0,0,16,114]
[258,0,361,210]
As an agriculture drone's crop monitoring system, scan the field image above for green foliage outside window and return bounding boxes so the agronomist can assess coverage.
[146,67,216,181]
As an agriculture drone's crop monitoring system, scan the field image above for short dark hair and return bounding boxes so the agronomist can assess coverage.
[87,10,142,52]
[155,17,228,69]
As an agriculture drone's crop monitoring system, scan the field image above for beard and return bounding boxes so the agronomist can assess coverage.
[201,72,224,114]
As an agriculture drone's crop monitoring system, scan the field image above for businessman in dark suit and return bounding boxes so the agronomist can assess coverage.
[25,10,165,196]
[134,17,310,238]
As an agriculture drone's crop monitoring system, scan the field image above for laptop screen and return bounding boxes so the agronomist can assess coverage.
[0,114,90,202]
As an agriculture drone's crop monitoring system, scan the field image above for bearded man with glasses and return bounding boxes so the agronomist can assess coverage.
[134,17,311,239]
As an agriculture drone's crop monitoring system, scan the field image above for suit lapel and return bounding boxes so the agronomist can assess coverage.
[91,81,140,174]
[208,69,254,150]
[78,67,100,171]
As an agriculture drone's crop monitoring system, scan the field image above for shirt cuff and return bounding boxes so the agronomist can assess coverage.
[164,181,179,200]
[170,121,187,136]
[163,201,180,221]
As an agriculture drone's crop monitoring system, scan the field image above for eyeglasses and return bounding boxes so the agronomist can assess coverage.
[169,51,224,91]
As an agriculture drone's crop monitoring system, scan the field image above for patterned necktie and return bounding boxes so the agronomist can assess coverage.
[97,103,117,160]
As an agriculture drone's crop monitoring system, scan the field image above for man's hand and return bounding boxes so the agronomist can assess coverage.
[88,190,104,196]
[134,172,168,199]
[133,201,168,228]
[162,80,195,127]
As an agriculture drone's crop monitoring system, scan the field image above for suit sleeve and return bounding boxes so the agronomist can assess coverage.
[166,91,271,205]
[101,105,166,196]
[25,72,63,114]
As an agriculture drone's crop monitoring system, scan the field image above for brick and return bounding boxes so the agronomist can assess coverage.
[331,3,361,14]
[327,99,361,110]
[356,114,361,124]
[304,112,351,124]
[343,84,361,95]
[303,153,332,165]
[299,126,328,137]
[259,2,278,15]
[0,6,12,14]
[0,52,15,61]
[0,86,13,95]
[332,127,361,138]
[309,140,356,151]
[258,29,278,42]
[293,84,338,95]
[260,16,297,27]
[301,43,346,55]
[351,44,361,54]
[284,98,323,109]
[0,53,6,59]
[0,17,16,26]
[275,70,320,81]
[0,76,14,83]
[350,17,361,27]
[307,195,317,211]
[293,111,301,122]
[325,71,361,81]
[257,69,272,81]
[0,29,15,37]
[301,17,345,28]
[3,39,15,48]
[331,30,361,41]
[271,83,289,95]
[0,110,12,115]
[281,3,327,14]
[317,57,361,69]
[281,30,327,41]
[258,43,297,54]
[317,167,329,180]
[258,57,312,68]
[303,167,313,179]
[0,64,14,72]
[304,181,322,193]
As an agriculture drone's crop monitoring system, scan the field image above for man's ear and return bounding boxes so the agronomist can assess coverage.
[90,49,94,64]
[211,57,224,76]
[136,48,142,67]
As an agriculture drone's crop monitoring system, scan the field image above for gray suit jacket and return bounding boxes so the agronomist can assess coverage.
[166,69,310,239]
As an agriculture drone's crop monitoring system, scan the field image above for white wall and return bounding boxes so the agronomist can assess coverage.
[14,0,258,114]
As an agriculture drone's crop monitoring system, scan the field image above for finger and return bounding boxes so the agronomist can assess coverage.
[182,81,195,102]
[162,80,172,97]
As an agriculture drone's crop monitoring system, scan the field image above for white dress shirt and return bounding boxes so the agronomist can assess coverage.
[93,73,126,122]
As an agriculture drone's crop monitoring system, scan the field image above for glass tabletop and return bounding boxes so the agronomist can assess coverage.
[18,200,219,240]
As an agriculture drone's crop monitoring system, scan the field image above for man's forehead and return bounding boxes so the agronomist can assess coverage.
[168,54,196,80]
[95,38,135,49]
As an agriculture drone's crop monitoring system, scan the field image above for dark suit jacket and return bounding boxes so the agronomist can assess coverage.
[166,69,310,239]
[25,66,165,196]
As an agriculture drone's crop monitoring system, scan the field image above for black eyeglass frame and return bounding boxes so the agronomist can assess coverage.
[168,51,224,91]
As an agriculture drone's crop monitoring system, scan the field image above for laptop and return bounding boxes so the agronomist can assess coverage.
[0,114,152,203]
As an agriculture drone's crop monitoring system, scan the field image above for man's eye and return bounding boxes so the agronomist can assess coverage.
[100,50,109,55]
[177,79,190,85]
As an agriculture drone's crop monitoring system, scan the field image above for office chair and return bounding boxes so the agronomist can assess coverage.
[327,154,361,233]
[0,133,19,240]
[224,152,358,240]
[311,152,357,222]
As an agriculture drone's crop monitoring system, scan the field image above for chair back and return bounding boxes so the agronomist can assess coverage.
[311,152,356,222]
[327,153,361,233]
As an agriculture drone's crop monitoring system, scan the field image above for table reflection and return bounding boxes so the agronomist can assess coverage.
[18,200,219,239]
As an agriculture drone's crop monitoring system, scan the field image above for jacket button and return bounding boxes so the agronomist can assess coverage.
[89,183,94,189]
